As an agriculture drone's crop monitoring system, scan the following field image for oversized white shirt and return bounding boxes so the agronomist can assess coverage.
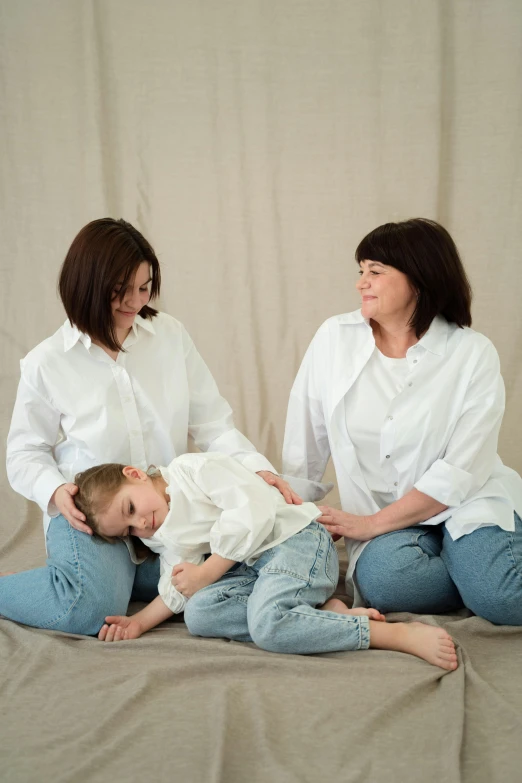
[283,310,522,604]
[6,313,276,535]
[140,452,321,614]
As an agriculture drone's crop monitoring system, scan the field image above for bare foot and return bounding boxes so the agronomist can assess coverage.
[321,598,386,622]
[371,620,458,671]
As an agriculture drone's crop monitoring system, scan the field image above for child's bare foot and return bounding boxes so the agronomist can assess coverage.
[321,598,385,622]
[370,620,458,671]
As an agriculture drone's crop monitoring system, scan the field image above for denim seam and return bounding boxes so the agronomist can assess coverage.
[262,567,309,582]
[358,615,370,650]
[217,577,256,605]
[41,525,84,629]
[506,533,522,580]
[324,538,338,587]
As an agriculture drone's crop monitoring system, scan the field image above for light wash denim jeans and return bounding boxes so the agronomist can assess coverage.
[0,515,159,635]
[184,521,370,654]
[355,512,522,625]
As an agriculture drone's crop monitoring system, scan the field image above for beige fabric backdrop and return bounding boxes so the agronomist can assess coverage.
[1,0,521,570]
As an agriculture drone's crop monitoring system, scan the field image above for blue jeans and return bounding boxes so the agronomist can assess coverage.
[0,515,160,635]
[184,521,370,654]
[355,512,522,625]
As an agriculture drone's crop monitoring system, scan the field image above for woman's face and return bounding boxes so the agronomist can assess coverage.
[356,259,417,324]
[111,261,152,333]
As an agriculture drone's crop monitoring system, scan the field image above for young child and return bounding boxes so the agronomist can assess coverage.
[75,452,458,669]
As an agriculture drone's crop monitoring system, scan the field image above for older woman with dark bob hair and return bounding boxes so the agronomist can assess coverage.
[2,218,299,635]
[283,218,522,624]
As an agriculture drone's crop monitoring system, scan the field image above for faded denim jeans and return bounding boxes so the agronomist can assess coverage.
[0,515,159,635]
[355,512,522,625]
[184,521,370,654]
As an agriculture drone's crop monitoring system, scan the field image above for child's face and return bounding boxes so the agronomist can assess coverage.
[97,468,169,539]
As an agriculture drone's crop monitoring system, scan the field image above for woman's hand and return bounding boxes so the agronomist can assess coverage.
[98,616,143,642]
[318,506,380,541]
[51,483,92,534]
[256,471,303,505]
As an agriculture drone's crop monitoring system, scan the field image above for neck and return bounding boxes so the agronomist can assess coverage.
[115,326,132,346]
[371,317,419,358]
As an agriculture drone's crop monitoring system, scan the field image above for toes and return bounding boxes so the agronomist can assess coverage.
[438,650,458,661]
[437,656,458,671]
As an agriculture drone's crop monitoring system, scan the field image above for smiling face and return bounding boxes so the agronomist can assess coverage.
[110,261,152,336]
[97,467,170,539]
[356,259,418,325]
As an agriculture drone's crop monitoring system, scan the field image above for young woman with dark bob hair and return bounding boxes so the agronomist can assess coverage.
[283,218,522,624]
[2,218,300,635]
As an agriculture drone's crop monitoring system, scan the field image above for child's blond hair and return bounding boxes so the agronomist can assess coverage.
[75,463,128,542]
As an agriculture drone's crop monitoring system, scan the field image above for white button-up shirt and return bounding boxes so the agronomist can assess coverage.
[140,452,321,614]
[283,310,522,603]
[7,313,276,534]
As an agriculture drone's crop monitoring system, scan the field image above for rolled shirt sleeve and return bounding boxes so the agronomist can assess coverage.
[414,342,504,507]
[154,550,206,614]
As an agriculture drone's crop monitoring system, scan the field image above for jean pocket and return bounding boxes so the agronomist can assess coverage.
[324,538,340,588]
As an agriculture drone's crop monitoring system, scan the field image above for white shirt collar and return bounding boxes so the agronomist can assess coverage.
[338,309,449,356]
[62,313,156,352]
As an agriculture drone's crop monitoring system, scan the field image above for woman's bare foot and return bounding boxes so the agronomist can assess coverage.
[321,597,386,622]
[370,620,458,671]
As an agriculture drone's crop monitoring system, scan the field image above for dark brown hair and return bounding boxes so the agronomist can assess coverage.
[59,218,161,352]
[75,463,156,560]
[355,218,472,337]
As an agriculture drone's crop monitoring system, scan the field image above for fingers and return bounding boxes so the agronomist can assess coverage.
[281,487,293,504]
[287,489,303,505]
[99,623,125,642]
[171,565,184,576]
[104,616,125,624]
[67,517,93,534]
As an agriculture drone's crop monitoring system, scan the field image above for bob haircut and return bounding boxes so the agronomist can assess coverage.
[59,218,161,352]
[355,218,472,338]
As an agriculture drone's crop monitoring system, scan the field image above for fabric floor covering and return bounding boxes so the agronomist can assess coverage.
[2,594,521,782]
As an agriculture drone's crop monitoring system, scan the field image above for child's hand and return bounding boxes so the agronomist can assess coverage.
[172,562,210,598]
[98,615,143,642]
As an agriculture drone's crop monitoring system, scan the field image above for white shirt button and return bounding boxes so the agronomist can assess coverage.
[408,382,413,386]
[394,481,398,486]
[413,359,418,364]
[388,415,393,420]
[385,454,391,459]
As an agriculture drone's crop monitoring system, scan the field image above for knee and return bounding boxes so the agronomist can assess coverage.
[458,584,522,626]
[183,595,215,637]
[248,612,287,653]
[355,544,408,605]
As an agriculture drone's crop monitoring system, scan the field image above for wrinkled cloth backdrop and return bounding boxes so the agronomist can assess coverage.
[1,0,521,572]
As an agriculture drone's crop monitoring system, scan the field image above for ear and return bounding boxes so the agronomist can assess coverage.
[122,466,148,482]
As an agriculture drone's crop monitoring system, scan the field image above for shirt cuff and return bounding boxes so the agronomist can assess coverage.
[414,459,474,507]
[159,583,187,614]
[33,471,68,518]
